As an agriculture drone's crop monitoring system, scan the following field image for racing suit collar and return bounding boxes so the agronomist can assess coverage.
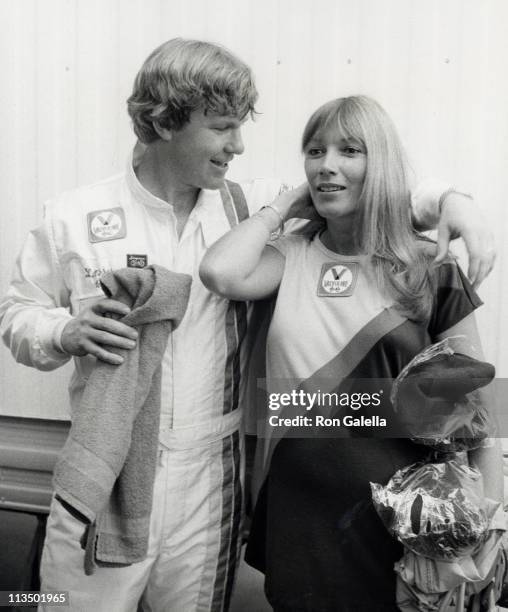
[127,144,230,247]
[127,143,173,211]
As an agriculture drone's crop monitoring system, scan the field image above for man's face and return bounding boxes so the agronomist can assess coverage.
[165,110,245,191]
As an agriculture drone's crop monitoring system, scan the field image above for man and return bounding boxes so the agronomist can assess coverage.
[0,38,495,612]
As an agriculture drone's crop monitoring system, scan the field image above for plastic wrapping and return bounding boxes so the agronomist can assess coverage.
[371,458,500,561]
[390,337,495,451]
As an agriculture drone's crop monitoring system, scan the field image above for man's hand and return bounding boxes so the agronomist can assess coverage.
[60,299,138,365]
[434,192,496,289]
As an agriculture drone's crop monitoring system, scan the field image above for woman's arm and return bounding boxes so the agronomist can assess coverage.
[200,184,313,301]
[435,314,504,503]
[468,438,504,502]
[199,205,285,300]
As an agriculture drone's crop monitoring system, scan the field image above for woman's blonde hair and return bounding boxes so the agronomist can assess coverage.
[127,38,258,143]
[302,95,434,321]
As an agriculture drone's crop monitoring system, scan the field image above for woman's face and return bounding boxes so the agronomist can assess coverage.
[304,126,367,222]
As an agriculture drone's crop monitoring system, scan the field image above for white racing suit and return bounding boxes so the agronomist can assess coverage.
[0,153,446,612]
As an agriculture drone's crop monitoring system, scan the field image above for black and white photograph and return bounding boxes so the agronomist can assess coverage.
[0,1,507,610]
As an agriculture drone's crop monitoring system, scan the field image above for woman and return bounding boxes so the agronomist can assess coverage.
[200,96,503,611]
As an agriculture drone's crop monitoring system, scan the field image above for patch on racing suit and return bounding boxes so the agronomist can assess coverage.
[127,254,148,268]
[87,207,127,243]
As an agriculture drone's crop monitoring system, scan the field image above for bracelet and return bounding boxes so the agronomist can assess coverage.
[438,188,474,213]
[260,204,285,240]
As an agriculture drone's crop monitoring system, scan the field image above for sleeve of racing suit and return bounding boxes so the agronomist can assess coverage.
[0,208,73,371]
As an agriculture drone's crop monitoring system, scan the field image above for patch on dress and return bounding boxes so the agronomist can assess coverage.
[317,262,359,297]
[87,208,126,243]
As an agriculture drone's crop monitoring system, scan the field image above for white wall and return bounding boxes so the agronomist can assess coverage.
[1,0,507,418]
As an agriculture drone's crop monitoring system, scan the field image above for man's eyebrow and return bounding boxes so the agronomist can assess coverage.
[207,112,239,121]
[210,117,242,128]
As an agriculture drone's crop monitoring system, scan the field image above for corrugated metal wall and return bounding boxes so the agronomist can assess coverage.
[1,0,507,418]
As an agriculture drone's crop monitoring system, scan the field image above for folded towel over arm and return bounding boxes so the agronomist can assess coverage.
[53,265,192,574]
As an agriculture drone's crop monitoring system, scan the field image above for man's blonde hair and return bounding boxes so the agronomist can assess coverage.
[127,38,258,143]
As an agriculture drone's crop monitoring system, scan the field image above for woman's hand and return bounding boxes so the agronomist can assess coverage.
[270,183,321,222]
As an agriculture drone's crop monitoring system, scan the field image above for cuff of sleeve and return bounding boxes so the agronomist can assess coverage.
[411,178,452,230]
[36,310,73,362]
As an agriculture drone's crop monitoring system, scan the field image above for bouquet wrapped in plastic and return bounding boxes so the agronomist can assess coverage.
[371,340,504,609]
[394,522,507,611]
[390,337,496,451]
[371,458,501,561]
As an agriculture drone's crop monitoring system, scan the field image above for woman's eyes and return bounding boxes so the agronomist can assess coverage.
[306,146,362,156]
[343,146,362,155]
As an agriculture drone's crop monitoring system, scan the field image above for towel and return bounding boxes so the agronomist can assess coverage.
[53,265,191,574]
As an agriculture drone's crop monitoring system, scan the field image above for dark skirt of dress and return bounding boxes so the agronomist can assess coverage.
[246,437,429,612]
